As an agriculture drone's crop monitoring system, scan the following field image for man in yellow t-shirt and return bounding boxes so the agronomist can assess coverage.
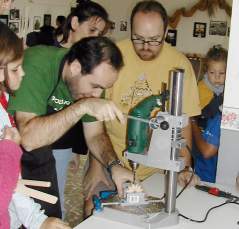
[84,0,201,216]
[104,39,201,179]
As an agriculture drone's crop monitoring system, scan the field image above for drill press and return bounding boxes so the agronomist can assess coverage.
[93,68,188,228]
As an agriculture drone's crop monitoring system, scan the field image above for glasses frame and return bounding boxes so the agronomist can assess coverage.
[131,35,165,46]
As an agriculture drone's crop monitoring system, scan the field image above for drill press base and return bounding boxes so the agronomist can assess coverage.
[93,203,179,229]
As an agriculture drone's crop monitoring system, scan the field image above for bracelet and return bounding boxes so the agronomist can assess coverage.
[107,159,123,175]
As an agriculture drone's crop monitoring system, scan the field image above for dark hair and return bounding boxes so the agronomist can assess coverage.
[38,25,55,46]
[26,31,39,47]
[0,21,23,66]
[206,45,228,65]
[55,16,66,37]
[56,15,66,26]
[130,0,168,33]
[65,36,124,74]
[62,0,109,43]
[26,26,55,47]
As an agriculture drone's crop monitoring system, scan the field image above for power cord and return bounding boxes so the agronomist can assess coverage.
[178,145,239,224]
[179,200,239,223]
[176,170,194,198]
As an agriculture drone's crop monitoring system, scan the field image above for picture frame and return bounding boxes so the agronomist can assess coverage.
[8,22,19,33]
[165,29,177,46]
[110,21,115,30]
[209,21,227,36]
[120,20,127,31]
[193,22,207,38]
[33,16,41,31]
[10,9,20,20]
[43,14,51,26]
[0,15,8,25]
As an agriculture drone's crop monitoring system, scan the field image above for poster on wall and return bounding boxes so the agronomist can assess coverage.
[33,16,41,31]
[9,22,19,33]
[110,21,115,30]
[120,20,127,31]
[10,9,20,20]
[165,29,177,46]
[43,14,51,26]
[193,22,207,38]
[209,21,227,36]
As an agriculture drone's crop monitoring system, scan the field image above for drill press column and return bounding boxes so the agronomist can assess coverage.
[165,68,184,214]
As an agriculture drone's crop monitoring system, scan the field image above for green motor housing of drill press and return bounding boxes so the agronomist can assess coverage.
[127,95,162,154]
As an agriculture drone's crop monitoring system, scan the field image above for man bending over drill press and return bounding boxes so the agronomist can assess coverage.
[83,0,201,217]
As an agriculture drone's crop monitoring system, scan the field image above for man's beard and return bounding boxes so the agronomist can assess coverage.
[137,49,156,61]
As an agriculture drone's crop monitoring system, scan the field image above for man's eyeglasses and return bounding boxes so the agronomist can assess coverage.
[131,37,164,46]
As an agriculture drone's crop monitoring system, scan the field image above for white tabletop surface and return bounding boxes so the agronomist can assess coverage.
[74,173,239,229]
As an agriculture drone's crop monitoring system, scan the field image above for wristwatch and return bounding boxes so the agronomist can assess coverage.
[107,159,123,175]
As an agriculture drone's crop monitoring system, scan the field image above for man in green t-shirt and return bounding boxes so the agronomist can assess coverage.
[8,36,133,218]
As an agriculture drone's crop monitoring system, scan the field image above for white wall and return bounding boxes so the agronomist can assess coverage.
[9,0,73,37]
[222,0,239,111]
[96,0,232,55]
[216,0,239,186]
[9,0,232,55]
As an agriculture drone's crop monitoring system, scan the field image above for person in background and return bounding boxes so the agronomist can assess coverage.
[55,15,66,39]
[8,36,133,219]
[0,21,71,229]
[38,25,56,46]
[191,45,227,183]
[26,26,55,47]
[56,0,109,48]
[83,0,201,216]
[52,0,111,218]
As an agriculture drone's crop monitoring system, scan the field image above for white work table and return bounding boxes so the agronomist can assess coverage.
[74,173,239,229]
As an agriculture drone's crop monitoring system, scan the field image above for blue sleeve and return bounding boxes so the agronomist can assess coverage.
[202,114,221,147]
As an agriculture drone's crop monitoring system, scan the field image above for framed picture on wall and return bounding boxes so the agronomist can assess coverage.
[0,15,8,25]
[120,20,127,31]
[33,16,41,31]
[9,22,19,33]
[110,21,115,30]
[193,22,207,38]
[209,21,227,36]
[43,14,51,26]
[10,9,20,20]
[165,29,177,46]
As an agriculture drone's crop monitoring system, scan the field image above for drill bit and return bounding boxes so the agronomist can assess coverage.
[123,113,150,124]
[129,160,139,184]
[133,169,136,184]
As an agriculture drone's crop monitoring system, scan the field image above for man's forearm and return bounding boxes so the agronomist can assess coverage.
[17,101,86,151]
[87,132,118,167]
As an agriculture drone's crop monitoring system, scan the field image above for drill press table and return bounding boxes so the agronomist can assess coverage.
[74,172,239,229]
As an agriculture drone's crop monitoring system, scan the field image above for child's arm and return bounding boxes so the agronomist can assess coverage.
[9,192,71,229]
[191,119,218,159]
[9,192,47,228]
